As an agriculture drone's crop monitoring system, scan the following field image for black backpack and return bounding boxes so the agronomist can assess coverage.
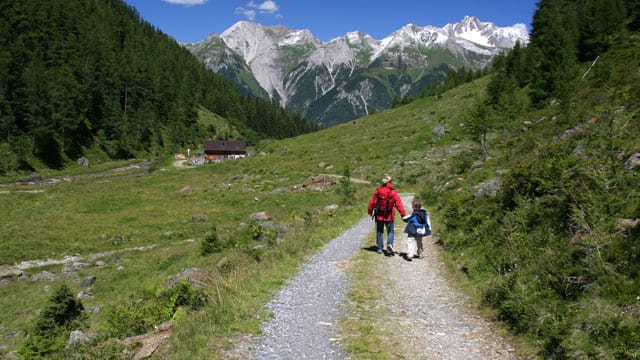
[374,187,393,217]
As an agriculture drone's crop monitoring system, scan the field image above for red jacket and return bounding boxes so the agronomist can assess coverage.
[367,182,406,221]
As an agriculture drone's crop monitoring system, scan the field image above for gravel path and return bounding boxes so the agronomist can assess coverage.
[249,216,373,359]
[378,196,520,360]
[237,194,522,359]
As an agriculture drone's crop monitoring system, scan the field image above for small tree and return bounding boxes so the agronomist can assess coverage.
[201,226,221,255]
[466,99,497,157]
[337,166,356,206]
[20,283,85,358]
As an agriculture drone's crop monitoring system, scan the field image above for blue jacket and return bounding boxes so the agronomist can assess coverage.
[402,208,431,236]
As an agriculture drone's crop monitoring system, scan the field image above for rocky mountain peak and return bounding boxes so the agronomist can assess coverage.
[280,29,320,47]
[188,17,529,126]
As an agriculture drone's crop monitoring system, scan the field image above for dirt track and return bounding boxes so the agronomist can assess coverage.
[371,194,522,359]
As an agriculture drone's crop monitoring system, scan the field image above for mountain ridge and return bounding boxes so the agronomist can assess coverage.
[185,16,528,126]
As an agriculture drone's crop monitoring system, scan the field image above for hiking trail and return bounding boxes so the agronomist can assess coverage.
[223,194,524,359]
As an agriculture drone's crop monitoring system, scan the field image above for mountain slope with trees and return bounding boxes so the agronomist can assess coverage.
[428,0,640,357]
[0,0,315,176]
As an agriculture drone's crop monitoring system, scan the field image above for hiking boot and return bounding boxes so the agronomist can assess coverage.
[387,244,394,254]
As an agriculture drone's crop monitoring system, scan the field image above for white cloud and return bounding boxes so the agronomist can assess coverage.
[255,0,279,14]
[237,1,281,20]
[161,0,207,6]
[235,7,257,21]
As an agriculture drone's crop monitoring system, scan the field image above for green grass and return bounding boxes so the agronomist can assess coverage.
[339,234,398,360]
[0,72,493,357]
[195,105,243,140]
[0,139,381,357]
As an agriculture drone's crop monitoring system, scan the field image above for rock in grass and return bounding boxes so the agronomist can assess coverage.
[192,213,209,222]
[624,152,640,170]
[0,267,22,280]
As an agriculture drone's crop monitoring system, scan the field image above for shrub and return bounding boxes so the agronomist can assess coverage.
[64,335,128,360]
[201,226,221,255]
[107,295,166,338]
[0,143,18,176]
[19,284,85,358]
[159,280,208,314]
[560,297,640,358]
[107,281,207,338]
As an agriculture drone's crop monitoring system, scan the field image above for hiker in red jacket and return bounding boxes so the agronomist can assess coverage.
[368,174,406,255]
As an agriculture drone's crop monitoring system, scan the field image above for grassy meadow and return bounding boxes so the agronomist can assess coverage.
[0,76,483,358]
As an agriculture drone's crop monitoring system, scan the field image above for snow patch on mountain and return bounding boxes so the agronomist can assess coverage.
[280,29,319,47]
[192,16,529,117]
[458,28,492,47]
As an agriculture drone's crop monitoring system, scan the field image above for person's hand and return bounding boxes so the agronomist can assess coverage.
[402,214,411,221]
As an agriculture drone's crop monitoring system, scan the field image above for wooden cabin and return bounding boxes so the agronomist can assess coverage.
[203,140,247,161]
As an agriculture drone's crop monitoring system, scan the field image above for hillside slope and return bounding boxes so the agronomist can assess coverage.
[0,0,315,178]
[425,32,640,357]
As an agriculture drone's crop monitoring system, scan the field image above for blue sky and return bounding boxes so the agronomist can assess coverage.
[122,0,539,43]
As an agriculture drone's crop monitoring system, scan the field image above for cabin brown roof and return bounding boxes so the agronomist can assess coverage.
[203,140,246,155]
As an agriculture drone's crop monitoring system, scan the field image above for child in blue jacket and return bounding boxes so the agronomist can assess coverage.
[402,198,431,260]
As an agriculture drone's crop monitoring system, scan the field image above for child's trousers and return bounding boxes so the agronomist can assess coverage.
[406,236,417,258]
[406,235,424,259]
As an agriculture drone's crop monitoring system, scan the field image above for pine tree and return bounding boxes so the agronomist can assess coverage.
[528,0,580,112]
[628,0,640,30]
[577,0,627,61]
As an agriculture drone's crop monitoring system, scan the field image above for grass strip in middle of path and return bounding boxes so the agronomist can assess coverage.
[339,233,400,360]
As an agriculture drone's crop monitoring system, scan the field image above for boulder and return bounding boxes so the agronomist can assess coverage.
[23,172,42,182]
[31,271,59,282]
[617,218,640,236]
[249,211,271,221]
[77,291,93,300]
[62,262,90,273]
[472,178,503,198]
[624,152,640,170]
[192,213,209,222]
[0,267,22,280]
[324,204,339,212]
[122,321,174,360]
[68,330,90,347]
[74,275,96,288]
[166,268,207,289]
[432,124,447,137]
